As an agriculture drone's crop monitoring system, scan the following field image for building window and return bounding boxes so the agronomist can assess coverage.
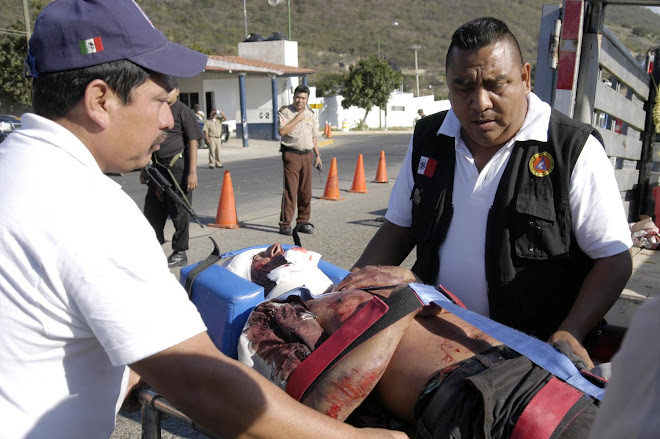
[179,92,200,109]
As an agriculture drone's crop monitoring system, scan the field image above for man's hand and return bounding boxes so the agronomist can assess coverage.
[314,155,322,169]
[187,172,198,192]
[120,369,148,413]
[548,330,595,370]
[336,265,420,292]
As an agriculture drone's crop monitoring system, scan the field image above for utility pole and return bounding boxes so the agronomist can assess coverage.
[409,45,422,97]
[22,0,31,47]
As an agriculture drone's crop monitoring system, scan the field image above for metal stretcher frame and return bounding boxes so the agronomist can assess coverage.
[139,388,220,439]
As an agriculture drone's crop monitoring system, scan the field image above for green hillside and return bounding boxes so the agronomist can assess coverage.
[1,0,658,98]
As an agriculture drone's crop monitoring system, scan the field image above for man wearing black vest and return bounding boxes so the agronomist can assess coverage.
[353,17,632,369]
[142,79,203,267]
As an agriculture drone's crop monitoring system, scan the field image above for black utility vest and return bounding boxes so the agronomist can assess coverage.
[410,110,602,340]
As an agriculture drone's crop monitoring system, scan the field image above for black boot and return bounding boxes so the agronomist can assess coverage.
[167,251,188,267]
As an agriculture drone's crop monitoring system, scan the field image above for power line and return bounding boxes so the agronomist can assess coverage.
[0,28,29,37]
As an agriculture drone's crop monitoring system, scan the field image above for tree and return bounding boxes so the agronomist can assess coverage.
[313,72,346,97]
[0,22,32,114]
[340,57,402,127]
[0,1,45,114]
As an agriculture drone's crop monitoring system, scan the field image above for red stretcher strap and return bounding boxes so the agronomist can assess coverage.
[510,377,583,439]
[285,296,388,401]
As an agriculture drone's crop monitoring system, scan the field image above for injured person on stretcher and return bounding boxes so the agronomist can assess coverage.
[233,244,599,438]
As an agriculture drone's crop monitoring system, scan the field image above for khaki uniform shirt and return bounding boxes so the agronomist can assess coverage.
[278,105,319,151]
[203,118,224,138]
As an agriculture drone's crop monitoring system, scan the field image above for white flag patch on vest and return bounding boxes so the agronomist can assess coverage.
[79,37,104,55]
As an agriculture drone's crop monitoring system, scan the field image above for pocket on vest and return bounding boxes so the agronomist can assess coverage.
[513,193,570,260]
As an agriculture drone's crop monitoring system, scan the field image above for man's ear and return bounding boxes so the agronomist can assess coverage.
[522,62,532,94]
[268,243,282,257]
[82,79,119,129]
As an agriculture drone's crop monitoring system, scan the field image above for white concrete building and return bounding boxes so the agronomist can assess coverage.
[176,36,450,145]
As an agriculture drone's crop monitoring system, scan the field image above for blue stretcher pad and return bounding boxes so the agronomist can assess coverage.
[180,245,349,359]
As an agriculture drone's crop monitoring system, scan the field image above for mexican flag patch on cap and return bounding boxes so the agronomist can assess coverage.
[79,37,104,55]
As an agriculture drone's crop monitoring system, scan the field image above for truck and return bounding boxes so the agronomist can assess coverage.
[535,0,660,327]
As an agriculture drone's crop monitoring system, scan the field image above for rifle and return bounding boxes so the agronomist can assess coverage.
[144,164,204,228]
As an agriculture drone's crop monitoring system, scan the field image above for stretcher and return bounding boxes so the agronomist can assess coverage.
[138,240,625,438]
[139,242,349,438]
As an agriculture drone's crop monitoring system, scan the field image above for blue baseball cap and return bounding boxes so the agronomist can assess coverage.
[25,0,207,78]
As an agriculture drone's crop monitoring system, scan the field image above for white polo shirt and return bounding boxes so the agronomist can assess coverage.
[0,114,207,439]
[386,93,632,315]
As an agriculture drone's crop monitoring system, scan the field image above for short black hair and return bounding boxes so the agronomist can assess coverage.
[445,17,523,69]
[294,84,310,96]
[32,60,155,120]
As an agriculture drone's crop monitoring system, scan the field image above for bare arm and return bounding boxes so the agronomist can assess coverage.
[301,306,417,421]
[303,281,418,421]
[132,332,406,439]
[548,249,632,369]
[312,136,322,168]
[352,220,416,271]
[186,139,198,191]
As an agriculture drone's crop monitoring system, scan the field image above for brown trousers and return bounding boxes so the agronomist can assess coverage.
[280,151,314,227]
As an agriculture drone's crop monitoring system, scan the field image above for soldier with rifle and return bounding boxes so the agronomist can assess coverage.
[142,163,204,228]
[141,79,204,267]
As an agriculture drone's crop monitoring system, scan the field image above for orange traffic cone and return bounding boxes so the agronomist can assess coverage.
[323,122,330,137]
[348,154,368,193]
[208,170,240,229]
[326,123,333,139]
[373,150,389,183]
[320,157,344,201]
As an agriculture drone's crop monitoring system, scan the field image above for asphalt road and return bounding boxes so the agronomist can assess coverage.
[109,132,418,438]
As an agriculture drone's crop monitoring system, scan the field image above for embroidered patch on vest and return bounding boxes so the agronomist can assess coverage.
[417,156,437,177]
[529,152,554,177]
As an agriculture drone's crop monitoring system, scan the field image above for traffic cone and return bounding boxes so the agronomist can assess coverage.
[208,170,240,229]
[326,123,333,139]
[323,122,330,137]
[348,154,368,193]
[373,150,389,183]
[320,157,344,201]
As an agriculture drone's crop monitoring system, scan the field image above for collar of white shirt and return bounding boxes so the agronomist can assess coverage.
[437,92,552,146]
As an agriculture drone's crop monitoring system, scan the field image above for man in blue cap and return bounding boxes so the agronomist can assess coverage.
[0,2,406,439]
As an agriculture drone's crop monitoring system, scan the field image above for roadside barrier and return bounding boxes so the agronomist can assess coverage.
[320,157,344,201]
[208,170,240,229]
[348,154,368,194]
[373,150,389,183]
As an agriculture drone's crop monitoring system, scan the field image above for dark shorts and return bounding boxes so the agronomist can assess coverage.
[415,345,597,439]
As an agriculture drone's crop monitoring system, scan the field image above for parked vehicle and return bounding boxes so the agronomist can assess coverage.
[0,115,21,143]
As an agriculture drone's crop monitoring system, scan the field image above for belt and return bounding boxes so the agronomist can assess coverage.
[153,152,183,168]
[280,145,311,155]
